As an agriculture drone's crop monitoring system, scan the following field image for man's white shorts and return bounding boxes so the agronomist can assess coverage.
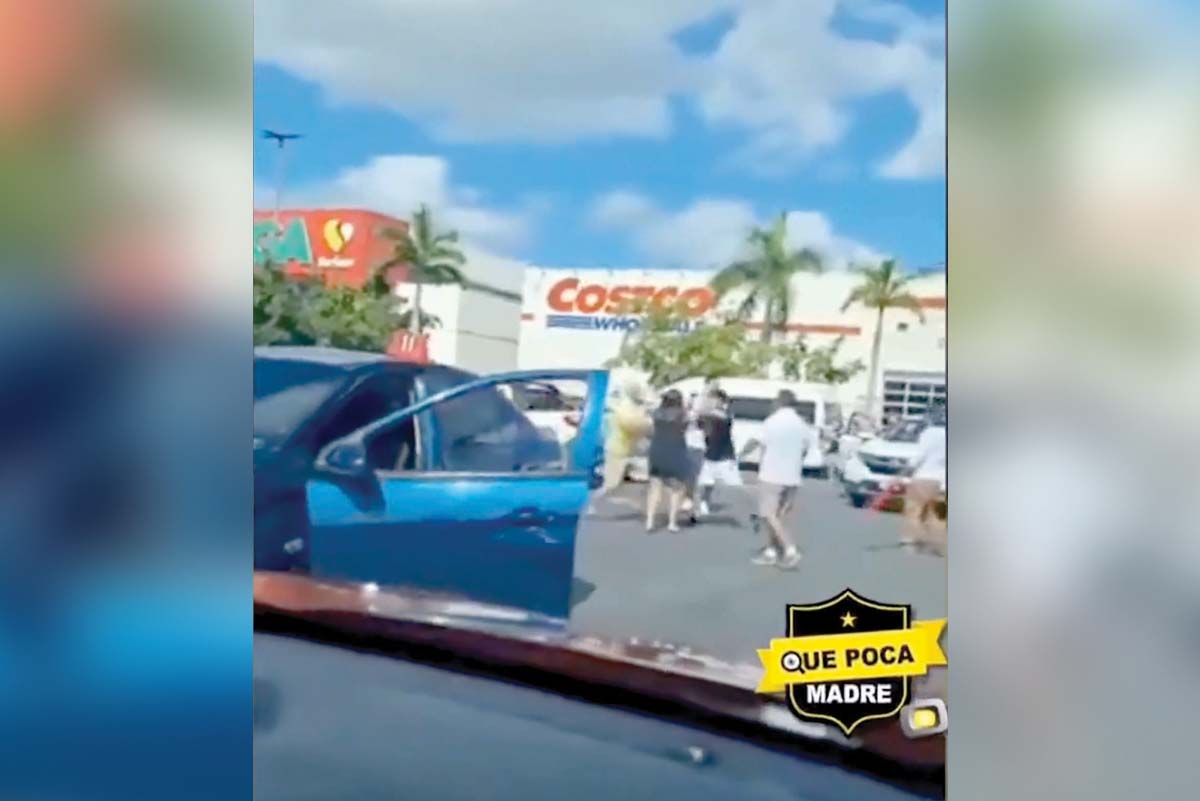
[698,459,743,487]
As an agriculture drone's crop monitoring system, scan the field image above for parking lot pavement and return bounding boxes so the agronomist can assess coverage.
[568,476,946,666]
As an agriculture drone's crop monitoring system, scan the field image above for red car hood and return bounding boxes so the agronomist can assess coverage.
[254,572,945,786]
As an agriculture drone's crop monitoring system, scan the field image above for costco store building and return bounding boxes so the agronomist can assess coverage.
[517,268,946,418]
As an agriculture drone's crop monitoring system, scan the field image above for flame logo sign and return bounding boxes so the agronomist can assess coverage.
[322,219,355,253]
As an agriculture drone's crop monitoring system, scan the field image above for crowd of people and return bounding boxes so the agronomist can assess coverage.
[588,379,948,568]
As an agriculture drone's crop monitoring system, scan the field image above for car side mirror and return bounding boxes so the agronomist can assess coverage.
[317,440,371,477]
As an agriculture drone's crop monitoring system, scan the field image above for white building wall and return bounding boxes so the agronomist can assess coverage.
[392,283,462,366]
[393,245,524,373]
[518,267,945,411]
[452,288,521,373]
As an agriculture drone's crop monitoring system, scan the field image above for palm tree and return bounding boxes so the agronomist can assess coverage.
[710,213,823,342]
[841,259,926,419]
[379,205,467,334]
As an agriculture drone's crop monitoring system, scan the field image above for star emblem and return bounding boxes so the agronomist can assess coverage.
[840,611,857,628]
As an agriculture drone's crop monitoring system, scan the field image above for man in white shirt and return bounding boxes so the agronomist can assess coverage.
[739,390,817,569]
[902,404,947,553]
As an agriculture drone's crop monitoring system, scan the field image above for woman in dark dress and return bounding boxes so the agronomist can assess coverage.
[645,389,691,532]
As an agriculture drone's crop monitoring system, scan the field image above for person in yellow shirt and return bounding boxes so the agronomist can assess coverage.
[592,380,652,508]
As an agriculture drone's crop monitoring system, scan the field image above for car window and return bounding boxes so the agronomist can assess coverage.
[312,374,414,454]
[253,359,344,445]
[411,376,587,473]
[424,382,561,472]
[728,397,817,424]
[794,401,817,425]
[728,397,773,421]
[824,402,843,430]
[511,382,572,412]
[881,419,924,443]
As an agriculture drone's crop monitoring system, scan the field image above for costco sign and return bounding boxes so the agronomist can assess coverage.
[545,278,716,317]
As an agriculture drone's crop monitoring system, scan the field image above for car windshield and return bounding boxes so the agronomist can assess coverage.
[253,359,344,445]
[254,573,945,796]
[729,397,817,424]
[881,419,924,443]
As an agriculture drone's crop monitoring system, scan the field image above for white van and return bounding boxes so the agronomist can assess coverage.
[663,378,842,477]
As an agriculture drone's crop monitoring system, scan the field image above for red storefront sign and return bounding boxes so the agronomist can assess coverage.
[545,277,716,317]
[253,208,408,288]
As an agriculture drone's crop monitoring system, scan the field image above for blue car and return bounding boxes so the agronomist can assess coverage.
[254,346,608,620]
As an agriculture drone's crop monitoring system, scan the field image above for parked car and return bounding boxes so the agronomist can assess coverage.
[502,381,584,445]
[840,418,926,509]
[829,412,878,480]
[255,572,946,800]
[253,346,607,619]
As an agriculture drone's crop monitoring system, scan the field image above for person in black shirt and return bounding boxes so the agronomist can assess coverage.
[645,389,692,532]
[695,390,743,516]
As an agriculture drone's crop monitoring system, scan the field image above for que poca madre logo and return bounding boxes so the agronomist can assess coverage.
[757,589,947,735]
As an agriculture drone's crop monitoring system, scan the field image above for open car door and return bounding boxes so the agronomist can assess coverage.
[304,369,608,621]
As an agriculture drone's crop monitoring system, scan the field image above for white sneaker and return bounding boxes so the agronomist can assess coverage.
[751,548,779,566]
[698,500,711,516]
[778,548,803,569]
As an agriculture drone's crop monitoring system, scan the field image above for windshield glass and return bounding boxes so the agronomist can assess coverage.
[881,419,925,443]
[253,359,343,444]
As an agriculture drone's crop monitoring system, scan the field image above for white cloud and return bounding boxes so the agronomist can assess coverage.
[851,0,946,179]
[255,0,944,180]
[700,0,945,178]
[631,198,760,267]
[589,190,661,229]
[254,0,733,142]
[876,60,944,179]
[283,154,534,254]
[844,0,946,50]
[589,190,884,268]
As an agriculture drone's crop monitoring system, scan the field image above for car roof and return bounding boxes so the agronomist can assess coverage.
[253,346,393,367]
[253,347,444,381]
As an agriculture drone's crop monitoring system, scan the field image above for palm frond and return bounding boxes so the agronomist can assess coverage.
[842,257,924,313]
[886,291,927,322]
[785,247,824,276]
[710,260,759,296]
[736,289,760,320]
[767,213,788,252]
[385,204,468,288]
[841,286,868,313]
[422,262,467,285]
[378,225,410,243]
[745,226,772,251]
[427,242,466,265]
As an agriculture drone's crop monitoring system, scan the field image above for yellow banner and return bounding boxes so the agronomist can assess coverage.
[757,619,947,693]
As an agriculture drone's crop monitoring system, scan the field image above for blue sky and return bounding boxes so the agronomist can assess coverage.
[253,0,945,271]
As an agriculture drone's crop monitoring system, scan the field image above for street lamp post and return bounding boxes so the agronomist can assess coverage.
[261,129,303,225]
